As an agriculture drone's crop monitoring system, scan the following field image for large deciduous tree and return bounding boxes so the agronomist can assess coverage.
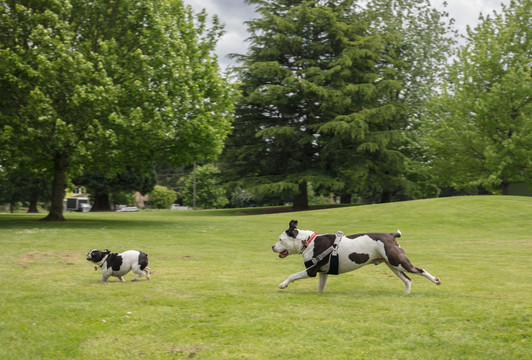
[423,0,531,194]
[362,0,457,201]
[0,0,234,220]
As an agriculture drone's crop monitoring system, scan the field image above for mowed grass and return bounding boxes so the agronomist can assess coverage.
[0,196,530,359]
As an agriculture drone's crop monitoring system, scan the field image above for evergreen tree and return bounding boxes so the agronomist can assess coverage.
[222,0,399,209]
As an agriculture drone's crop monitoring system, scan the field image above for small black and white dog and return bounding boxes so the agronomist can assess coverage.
[86,249,151,282]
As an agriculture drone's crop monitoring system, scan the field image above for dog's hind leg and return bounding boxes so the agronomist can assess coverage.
[385,263,412,294]
[318,273,329,293]
[398,260,441,286]
[132,265,147,281]
[279,270,309,289]
[145,267,151,280]
[390,259,441,287]
[415,268,441,285]
[385,246,441,287]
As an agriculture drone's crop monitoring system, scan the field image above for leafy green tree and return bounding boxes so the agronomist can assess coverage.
[361,0,457,201]
[423,0,531,194]
[183,164,228,209]
[222,0,396,209]
[364,0,456,119]
[0,0,234,221]
[0,161,51,213]
[0,177,42,213]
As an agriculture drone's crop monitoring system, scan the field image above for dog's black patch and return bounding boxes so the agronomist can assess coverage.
[305,234,336,277]
[349,252,370,264]
[138,252,149,271]
[87,249,109,263]
[106,253,123,271]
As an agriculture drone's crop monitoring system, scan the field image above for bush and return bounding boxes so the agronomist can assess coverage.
[149,185,177,209]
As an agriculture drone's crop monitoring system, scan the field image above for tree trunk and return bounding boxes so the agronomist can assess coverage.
[42,154,67,221]
[340,193,352,204]
[292,181,309,210]
[91,193,112,211]
[501,178,510,195]
[27,199,39,213]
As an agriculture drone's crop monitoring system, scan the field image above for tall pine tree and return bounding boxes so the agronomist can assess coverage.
[222,0,402,209]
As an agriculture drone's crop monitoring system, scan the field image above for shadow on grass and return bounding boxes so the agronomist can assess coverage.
[0,214,174,230]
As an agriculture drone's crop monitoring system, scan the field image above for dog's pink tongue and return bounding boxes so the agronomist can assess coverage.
[279,251,289,258]
[94,266,98,271]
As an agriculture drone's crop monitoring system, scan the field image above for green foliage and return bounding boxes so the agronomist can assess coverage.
[364,0,457,115]
[359,0,457,201]
[223,0,387,208]
[423,0,532,194]
[110,191,137,208]
[0,196,530,359]
[148,185,177,209]
[74,167,156,211]
[0,170,51,212]
[0,0,235,220]
[229,187,256,208]
[222,0,456,206]
[183,164,228,209]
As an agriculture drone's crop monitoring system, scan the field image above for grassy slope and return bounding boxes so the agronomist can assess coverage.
[0,196,530,359]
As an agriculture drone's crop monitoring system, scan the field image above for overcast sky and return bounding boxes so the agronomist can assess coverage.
[184,0,511,70]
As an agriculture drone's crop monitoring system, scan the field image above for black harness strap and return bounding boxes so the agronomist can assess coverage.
[328,251,340,275]
[304,231,343,275]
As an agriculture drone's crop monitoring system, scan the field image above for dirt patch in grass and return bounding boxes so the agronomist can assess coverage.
[17,252,80,267]
[167,346,211,357]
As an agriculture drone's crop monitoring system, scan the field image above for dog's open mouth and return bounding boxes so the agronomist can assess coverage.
[279,250,289,258]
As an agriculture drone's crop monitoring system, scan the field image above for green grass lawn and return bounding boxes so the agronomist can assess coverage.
[0,196,530,359]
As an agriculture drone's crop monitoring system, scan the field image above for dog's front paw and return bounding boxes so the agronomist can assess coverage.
[279,281,289,289]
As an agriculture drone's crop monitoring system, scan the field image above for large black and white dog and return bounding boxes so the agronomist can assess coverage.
[272,220,441,293]
[86,249,151,282]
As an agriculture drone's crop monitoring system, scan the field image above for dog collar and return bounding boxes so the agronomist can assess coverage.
[300,232,318,253]
[98,254,109,268]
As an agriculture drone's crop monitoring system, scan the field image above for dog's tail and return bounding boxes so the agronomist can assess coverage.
[391,229,402,238]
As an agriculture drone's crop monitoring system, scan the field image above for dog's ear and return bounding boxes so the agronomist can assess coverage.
[289,220,298,229]
[103,249,110,254]
[286,220,299,238]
